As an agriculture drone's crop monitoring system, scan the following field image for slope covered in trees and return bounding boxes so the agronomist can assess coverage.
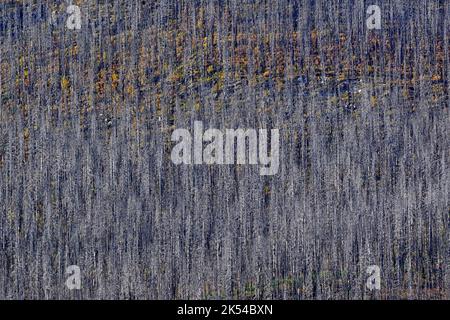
[0,0,448,299]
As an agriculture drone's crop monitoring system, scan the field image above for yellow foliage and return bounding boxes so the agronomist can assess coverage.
[61,76,70,90]
[311,29,318,42]
[24,68,29,85]
[23,127,30,139]
[126,84,134,96]
[7,209,15,224]
[431,74,441,81]
[370,95,378,106]
[169,66,184,82]
[212,82,221,93]
[197,8,204,29]
[402,89,409,98]
[112,72,119,89]
[70,45,79,56]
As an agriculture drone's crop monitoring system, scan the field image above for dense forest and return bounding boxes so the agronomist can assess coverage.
[0,0,448,299]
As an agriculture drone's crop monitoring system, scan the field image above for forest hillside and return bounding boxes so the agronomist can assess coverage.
[0,0,448,299]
